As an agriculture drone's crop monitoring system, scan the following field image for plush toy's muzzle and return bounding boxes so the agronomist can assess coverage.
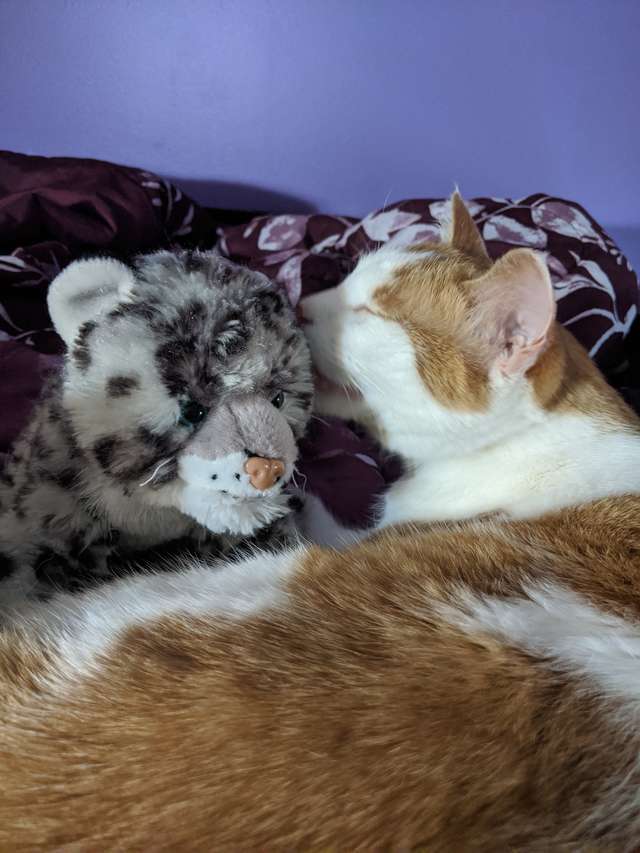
[177,394,298,536]
[182,394,296,492]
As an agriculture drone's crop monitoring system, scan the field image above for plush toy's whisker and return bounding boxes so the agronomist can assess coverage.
[291,467,308,491]
[138,458,174,488]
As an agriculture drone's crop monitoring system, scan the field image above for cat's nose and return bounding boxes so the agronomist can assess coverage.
[244,456,285,490]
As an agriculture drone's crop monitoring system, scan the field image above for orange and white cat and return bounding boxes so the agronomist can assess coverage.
[2,194,640,850]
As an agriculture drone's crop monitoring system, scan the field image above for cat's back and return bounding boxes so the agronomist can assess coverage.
[3,499,640,849]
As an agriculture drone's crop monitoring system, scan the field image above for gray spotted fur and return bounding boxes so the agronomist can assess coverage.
[0,251,312,609]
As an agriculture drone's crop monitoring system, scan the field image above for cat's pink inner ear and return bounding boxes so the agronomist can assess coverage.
[472,248,556,376]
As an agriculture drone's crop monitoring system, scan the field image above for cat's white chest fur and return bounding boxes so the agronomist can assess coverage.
[380,413,640,528]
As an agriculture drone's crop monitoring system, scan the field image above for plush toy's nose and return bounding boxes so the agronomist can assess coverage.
[244,456,285,490]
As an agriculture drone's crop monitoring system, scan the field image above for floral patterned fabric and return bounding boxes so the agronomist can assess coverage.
[1,151,639,528]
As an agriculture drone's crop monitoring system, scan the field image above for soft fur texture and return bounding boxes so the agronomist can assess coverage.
[0,251,312,606]
[2,196,640,849]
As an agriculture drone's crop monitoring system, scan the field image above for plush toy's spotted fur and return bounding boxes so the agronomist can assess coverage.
[0,251,312,608]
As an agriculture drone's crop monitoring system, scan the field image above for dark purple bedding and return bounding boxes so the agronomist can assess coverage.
[1,151,639,527]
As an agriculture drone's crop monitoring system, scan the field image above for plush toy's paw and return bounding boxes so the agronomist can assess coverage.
[180,486,291,537]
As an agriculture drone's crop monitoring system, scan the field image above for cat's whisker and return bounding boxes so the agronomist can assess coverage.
[311,414,331,427]
[352,359,386,397]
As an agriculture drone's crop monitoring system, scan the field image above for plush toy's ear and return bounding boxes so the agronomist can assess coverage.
[47,258,136,346]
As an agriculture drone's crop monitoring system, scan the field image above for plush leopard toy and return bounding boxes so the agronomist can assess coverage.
[0,251,312,610]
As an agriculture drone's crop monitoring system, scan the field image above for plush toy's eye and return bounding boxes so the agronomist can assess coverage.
[179,400,208,427]
[271,391,285,409]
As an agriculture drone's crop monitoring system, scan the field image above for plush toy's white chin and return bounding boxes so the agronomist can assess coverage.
[179,483,290,537]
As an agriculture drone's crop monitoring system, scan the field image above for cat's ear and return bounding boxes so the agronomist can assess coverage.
[471,248,556,376]
[448,191,490,262]
[48,258,135,346]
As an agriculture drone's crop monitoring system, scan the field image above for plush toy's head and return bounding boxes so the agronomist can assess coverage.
[47,251,313,536]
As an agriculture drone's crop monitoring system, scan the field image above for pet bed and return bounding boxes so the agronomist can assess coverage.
[1,151,639,528]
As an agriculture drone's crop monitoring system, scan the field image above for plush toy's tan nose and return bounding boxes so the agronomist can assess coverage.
[244,456,285,490]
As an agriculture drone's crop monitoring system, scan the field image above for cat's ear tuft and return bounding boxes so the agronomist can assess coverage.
[448,191,490,263]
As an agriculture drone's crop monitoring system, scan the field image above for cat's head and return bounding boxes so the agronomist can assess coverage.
[301,193,604,463]
[48,251,312,534]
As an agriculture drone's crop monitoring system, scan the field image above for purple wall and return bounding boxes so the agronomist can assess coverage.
[2,0,639,262]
